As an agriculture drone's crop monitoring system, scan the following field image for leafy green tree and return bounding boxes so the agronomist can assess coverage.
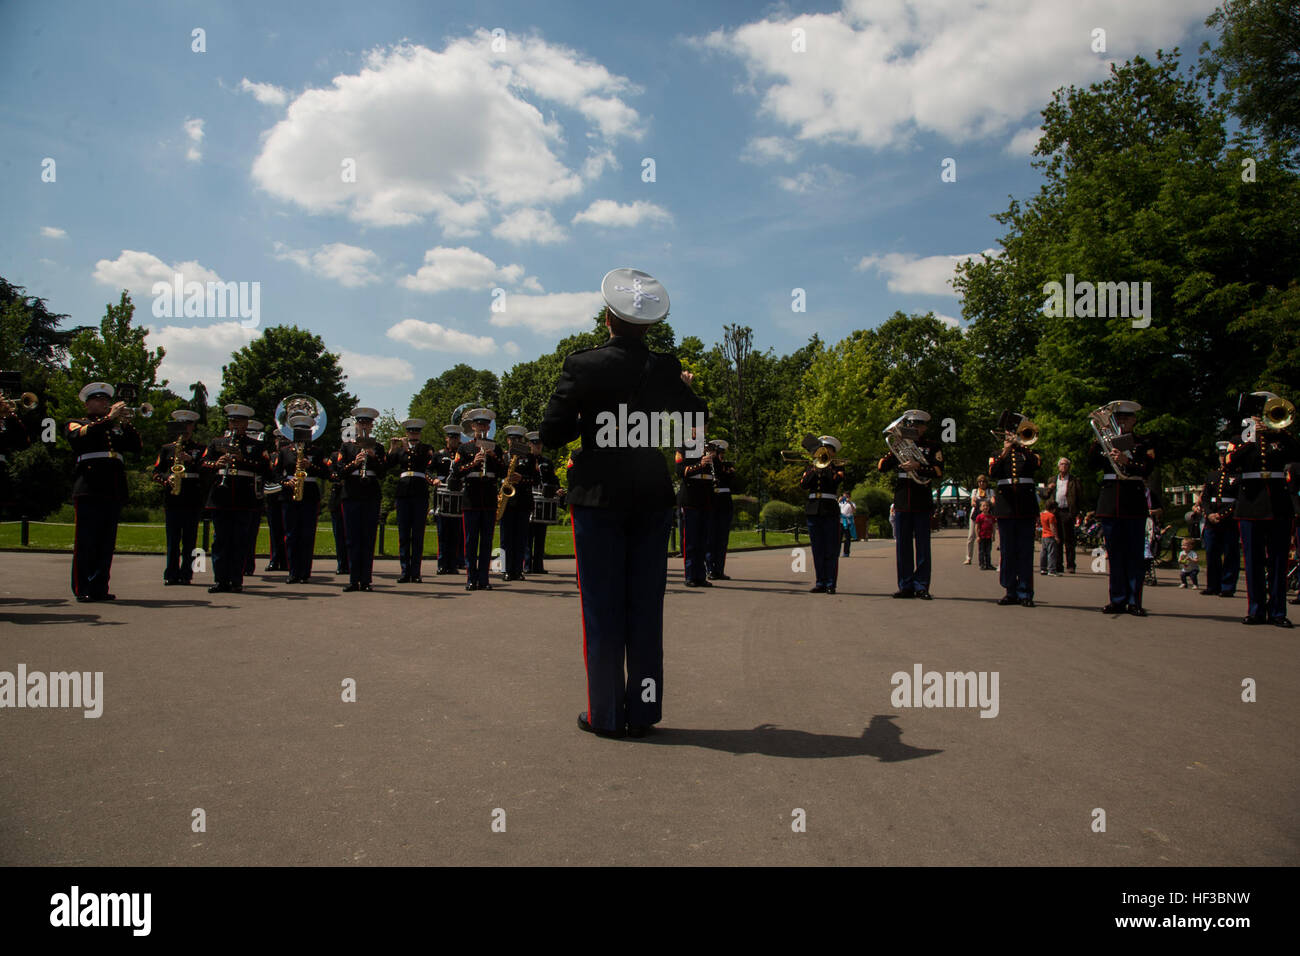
[408,362,500,433]
[217,325,356,448]
[1201,0,1300,159]
[0,277,82,370]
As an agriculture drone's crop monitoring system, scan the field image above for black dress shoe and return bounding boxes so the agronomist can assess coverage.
[335,567,348,575]
[286,576,299,584]
[998,595,1018,606]
[892,590,914,599]
[361,584,373,592]
[715,573,731,580]
[706,573,716,580]
[208,584,228,594]
[531,569,548,575]
[412,577,422,583]
[696,579,713,588]
[1200,589,1219,596]
[481,583,493,590]
[465,583,477,591]
[1272,617,1294,628]
[809,584,827,593]
[915,590,932,600]
[343,583,360,592]
[230,586,242,593]
[1220,592,1236,598]
[396,576,411,584]
[164,579,178,586]
[1101,603,1125,614]
[1021,598,1036,608]
[76,594,94,603]
[577,712,625,739]
[626,724,653,738]
[684,580,698,588]
[1242,616,1265,625]
[826,586,836,594]
[1127,605,1147,617]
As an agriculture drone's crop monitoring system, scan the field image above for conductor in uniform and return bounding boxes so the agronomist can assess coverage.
[1088,400,1156,616]
[988,412,1041,607]
[67,382,142,601]
[801,436,847,594]
[387,418,435,583]
[539,268,705,738]
[201,403,269,593]
[332,407,387,592]
[452,409,505,591]
[151,408,203,585]
[1227,392,1299,627]
[1196,440,1240,598]
[433,425,465,574]
[878,410,943,599]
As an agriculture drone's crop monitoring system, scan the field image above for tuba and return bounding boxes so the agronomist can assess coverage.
[1088,404,1136,478]
[274,395,326,502]
[883,416,930,485]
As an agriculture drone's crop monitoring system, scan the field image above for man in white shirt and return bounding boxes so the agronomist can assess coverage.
[839,493,857,556]
[1044,457,1079,573]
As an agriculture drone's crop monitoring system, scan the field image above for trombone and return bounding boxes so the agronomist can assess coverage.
[990,413,1039,447]
[1262,396,1295,431]
[780,444,847,470]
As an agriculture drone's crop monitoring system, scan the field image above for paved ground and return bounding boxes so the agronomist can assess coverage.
[1,531,1296,866]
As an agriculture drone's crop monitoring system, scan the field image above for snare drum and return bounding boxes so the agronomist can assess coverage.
[434,488,464,518]
[530,493,560,525]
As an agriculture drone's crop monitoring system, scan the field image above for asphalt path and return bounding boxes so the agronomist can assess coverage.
[1,531,1295,865]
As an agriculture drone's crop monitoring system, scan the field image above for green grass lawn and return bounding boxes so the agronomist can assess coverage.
[0,521,806,556]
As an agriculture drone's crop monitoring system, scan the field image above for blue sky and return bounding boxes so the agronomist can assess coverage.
[2,0,1220,418]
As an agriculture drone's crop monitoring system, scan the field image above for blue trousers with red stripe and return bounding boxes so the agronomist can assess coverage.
[71,496,121,597]
[571,504,672,733]
[1201,518,1239,595]
[680,506,709,583]
[1240,517,1292,620]
[997,517,1035,599]
[462,508,495,588]
[1100,516,1144,607]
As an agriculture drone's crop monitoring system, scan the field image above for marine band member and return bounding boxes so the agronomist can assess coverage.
[1227,392,1299,627]
[498,423,539,581]
[67,382,142,601]
[988,413,1041,607]
[802,436,846,594]
[452,409,505,591]
[332,407,386,592]
[433,424,465,575]
[525,431,561,574]
[1195,440,1240,599]
[706,440,739,581]
[277,420,332,584]
[151,408,203,585]
[1088,400,1156,616]
[387,419,435,584]
[201,404,269,593]
[676,428,714,588]
[878,410,943,599]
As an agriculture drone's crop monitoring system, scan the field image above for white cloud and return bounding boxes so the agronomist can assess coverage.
[239,78,288,106]
[183,117,204,162]
[399,246,536,293]
[338,348,415,385]
[571,199,672,228]
[273,241,381,287]
[492,208,567,245]
[503,341,521,357]
[250,35,642,231]
[40,226,67,239]
[146,321,259,393]
[935,313,962,328]
[856,249,999,296]
[776,164,850,193]
[487,291,605,334]
[386,319,498,355]
[93,250,224,295]
[696,0,1211,149]
[582,148,618,180]
[1005,125,1044,156]
[741,136,801,164]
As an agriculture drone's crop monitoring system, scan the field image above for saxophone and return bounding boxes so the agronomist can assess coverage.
[170,440,186,496]
[293,441,308,502]
[496,452,521,521]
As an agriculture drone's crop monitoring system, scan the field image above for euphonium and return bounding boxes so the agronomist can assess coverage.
[1088,405,1136,478]
[883,415,929,485]
[1263,396,1295,431]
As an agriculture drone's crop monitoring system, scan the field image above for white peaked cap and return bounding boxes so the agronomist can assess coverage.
[601,268,670,324]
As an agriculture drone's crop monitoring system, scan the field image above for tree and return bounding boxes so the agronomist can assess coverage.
[217,326,356,448]
[0,277,82,370]
[407,363,500,433]
[1201,0,1300,160]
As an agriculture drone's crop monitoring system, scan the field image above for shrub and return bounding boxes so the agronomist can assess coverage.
[759,499,801,530]
[731,498,758,528]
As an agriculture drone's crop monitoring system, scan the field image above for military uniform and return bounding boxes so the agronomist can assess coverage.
[539,268,705,737]
[676,446,714,586]
[498,426,539,581]
[1198,450,1240,598]
[432,431,464,574]
[1227,424,1299,625]
[328,479,348,575]
[878,418,943,597]
[276,441,331,582]
[706,446,739,580]
[1088,408,1155,614]
[452,426,505,590]
[151,419,204,584]
[67,384,141,600]
[802,443,846,593]
[387,425,435,583]
[989,443,1041,604]
[202,409,271,592]
[526,444,559,573]
[331,412,387,591]
[263,445,288,573]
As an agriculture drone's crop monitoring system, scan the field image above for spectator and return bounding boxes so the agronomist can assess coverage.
[1039,499,1060,576]
[1178,537,1200,589]
[975,500,996,570]
[966,475,994,565]
[839,493,857,556]
[1043,457,1079,573]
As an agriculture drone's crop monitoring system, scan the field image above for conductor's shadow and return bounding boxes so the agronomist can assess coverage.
[669,583,813,597]
[644,715,941,762]
[109,598,213,608]
[0,597,68,608]
[1051,603,1247,624]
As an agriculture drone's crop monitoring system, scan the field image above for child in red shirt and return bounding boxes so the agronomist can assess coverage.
[975,501,996,570]
[1039,500,1060,576]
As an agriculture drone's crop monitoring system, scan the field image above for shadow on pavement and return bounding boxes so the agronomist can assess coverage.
[643,714,942,761]
[0,612,107,626]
